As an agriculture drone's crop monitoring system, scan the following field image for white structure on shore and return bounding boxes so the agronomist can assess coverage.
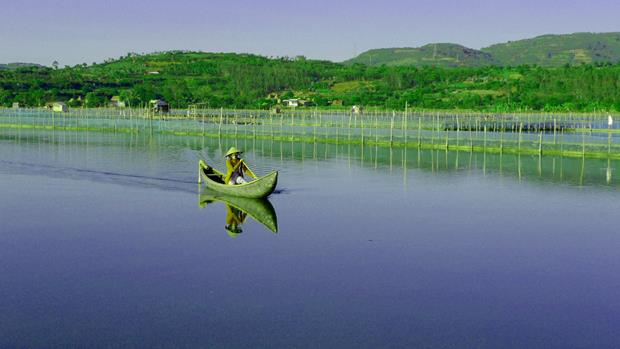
[52,102,68,112]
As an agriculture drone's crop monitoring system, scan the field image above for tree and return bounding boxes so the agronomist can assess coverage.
[84,92,105,107]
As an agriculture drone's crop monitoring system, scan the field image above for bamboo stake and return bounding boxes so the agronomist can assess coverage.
[390,111,395,146]
[360,110,364,146]
[538,132,543,155]
[403,108,408,145]
[582,130,586,157]
[270,111,274,139]
[218,107,223,136]
[500,128,503,154]
[445,116,449,150]
[348,111,352,142]
[518,122,523,152]
[608,114,613,155]
[417,114,422,147]
[456,114,460,149]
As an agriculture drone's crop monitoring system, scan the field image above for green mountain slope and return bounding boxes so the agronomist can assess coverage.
[481,32,620,66]
[345,32,620,67]
[345,43,497,67]
[2,51,620,112]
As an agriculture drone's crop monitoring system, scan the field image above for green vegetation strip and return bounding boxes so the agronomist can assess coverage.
[3,48,620,112]
[2,123,619,160]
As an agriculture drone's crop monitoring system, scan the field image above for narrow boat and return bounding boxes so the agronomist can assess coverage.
[199,191,278,233]
[198,160,278,199]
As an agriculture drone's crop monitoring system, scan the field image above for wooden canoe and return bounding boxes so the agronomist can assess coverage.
[198,160,278,199]
[199,190,278,233]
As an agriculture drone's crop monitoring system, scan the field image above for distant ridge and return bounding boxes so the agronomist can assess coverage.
[0,62,43,70]
[346,43,497,67]
[345,32,620,67]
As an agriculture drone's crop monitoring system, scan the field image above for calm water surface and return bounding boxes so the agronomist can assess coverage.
[1,129,619,348]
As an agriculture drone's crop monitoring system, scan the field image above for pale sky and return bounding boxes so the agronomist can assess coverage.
[1,0,619,66]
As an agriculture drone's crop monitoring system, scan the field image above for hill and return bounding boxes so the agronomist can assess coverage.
[0,51,343,108]
[0,62,43,70]
[345,32,620,67]
[481,32,620,67]
[2,50,620,112]
[345,44,497,67]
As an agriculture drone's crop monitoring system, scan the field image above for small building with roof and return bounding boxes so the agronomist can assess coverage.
[351,105,363,114]
[282,99,313,108]
[282,99,300,107]
[48,102,68,112]
[149,99,169,113]
[110,96,127,108]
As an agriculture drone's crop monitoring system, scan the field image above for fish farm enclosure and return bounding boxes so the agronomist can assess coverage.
[1,107,619,160]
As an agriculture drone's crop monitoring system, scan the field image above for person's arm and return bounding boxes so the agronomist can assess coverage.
[242,160,257,179]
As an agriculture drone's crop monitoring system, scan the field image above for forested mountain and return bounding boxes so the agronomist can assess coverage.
[482,32,620,67]
[0,63,42,70]
[2,50,620,112]
[345,32,620,67]
[344,44,497,68]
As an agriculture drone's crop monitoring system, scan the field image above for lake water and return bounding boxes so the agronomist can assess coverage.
[1,129,619,348]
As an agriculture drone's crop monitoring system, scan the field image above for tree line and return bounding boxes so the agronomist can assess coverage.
[1,51,620,112]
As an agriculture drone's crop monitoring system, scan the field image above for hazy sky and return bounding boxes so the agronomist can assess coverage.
[1,0,619,66]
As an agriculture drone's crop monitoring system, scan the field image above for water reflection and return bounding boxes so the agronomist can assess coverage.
[2,128,619,188]
[198,189,278,237]
[210,133,620,188]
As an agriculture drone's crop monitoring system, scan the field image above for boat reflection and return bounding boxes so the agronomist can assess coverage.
[199,189,278,237]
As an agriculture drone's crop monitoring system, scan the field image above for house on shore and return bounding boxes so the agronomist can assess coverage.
[54,102,68,112]
[12,102,20,109]
[149,99,169,113]
[282,99,313,108]
[46,102,68,112]
[110,96,127,108]
[282,99,300,107]
[351,105,363,114]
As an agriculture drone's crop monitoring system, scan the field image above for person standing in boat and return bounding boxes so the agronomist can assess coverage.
[224,147,257,185]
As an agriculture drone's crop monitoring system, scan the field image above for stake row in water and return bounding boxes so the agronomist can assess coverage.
[3,126,616,188]
[0,107,618,160]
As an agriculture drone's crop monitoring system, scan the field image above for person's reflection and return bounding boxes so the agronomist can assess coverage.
[199,191,278,237]
[200,199,248,237]
[225,205,247,237]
